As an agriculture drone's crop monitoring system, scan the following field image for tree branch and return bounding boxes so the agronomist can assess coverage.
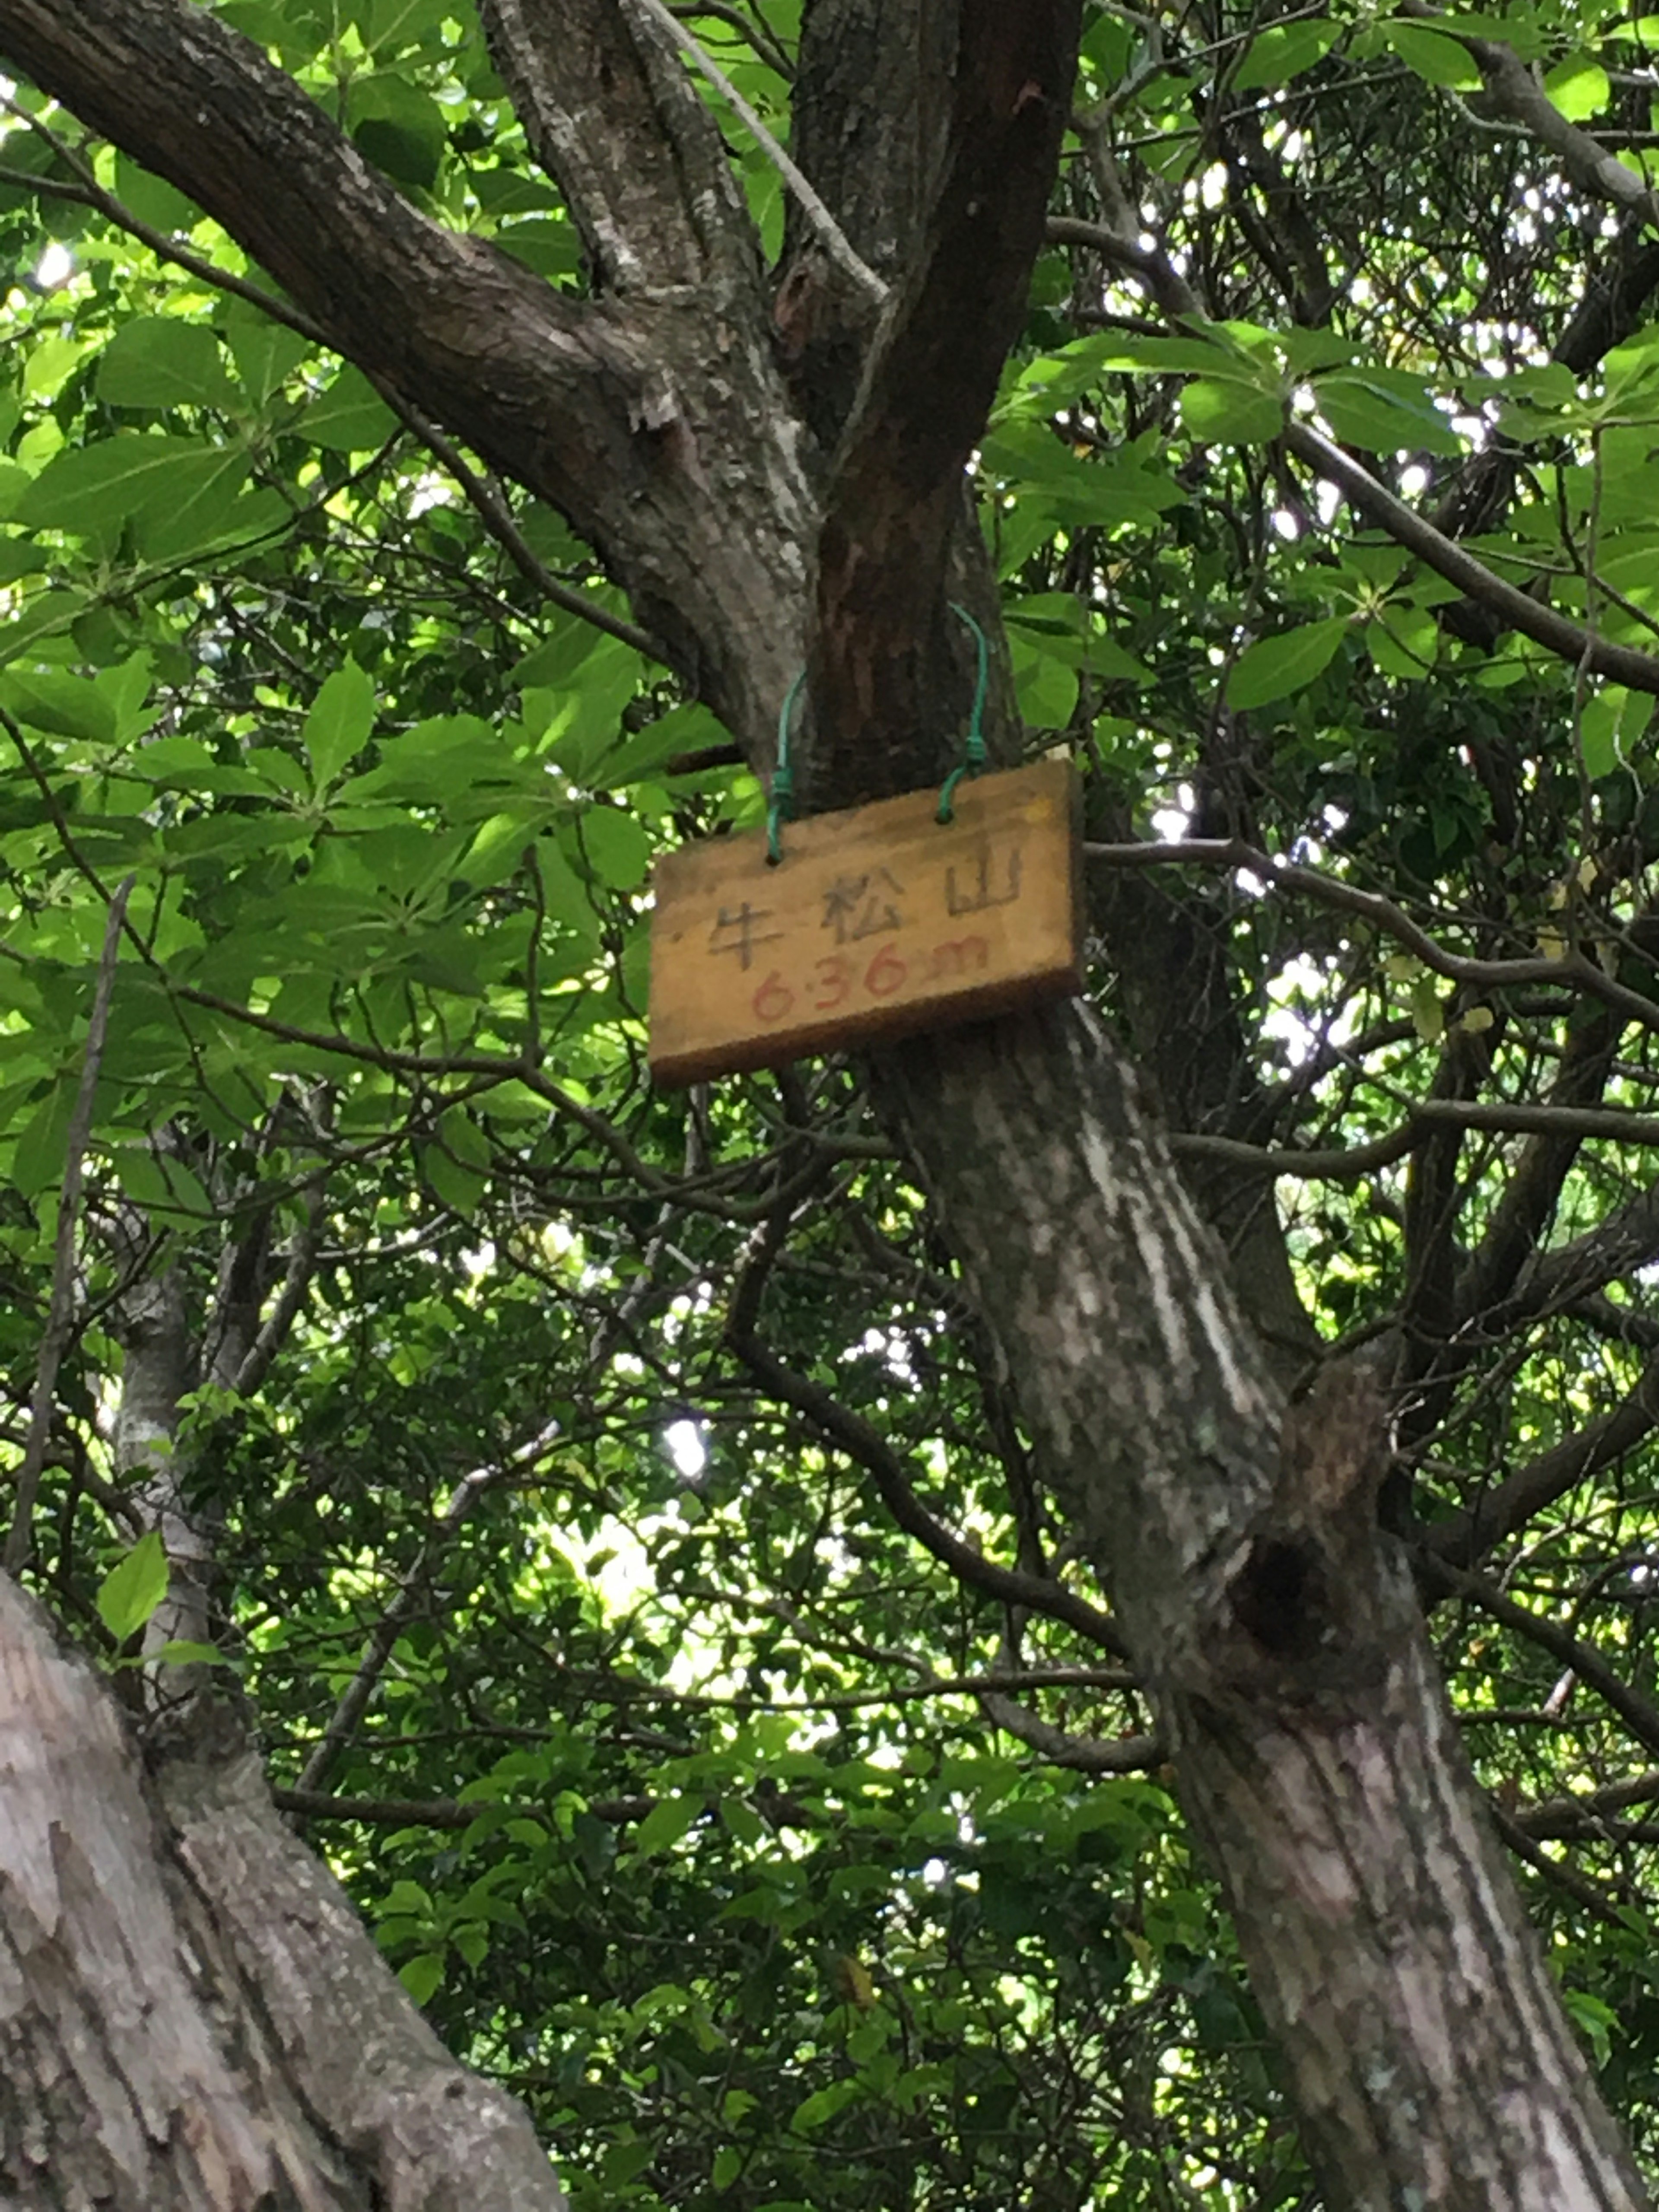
[5,874,133,1574]
[1283,422,1659,696]
[1048,183,1659,695]
[1425,1554,1659,1764]
[296,1440,549,1794]
[977,1687,1159,1772]
[808,2,1082,804]
[478,0,759,297]
[1084,835,1659,1039]
[727,1202,1126,1656]
[0,0,810,750]
[1426,1348,1659,1568]
[1405,2,1659,236]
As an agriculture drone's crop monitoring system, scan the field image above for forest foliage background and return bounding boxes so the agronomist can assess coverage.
[7,0,1659,2202]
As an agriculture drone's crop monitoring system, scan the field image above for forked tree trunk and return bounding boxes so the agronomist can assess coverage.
[0,1,1650,2206]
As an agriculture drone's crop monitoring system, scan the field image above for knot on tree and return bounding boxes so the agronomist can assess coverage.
[1226,1360,1397,1679]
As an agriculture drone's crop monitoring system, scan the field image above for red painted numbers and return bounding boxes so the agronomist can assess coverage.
[749,934,992,1027]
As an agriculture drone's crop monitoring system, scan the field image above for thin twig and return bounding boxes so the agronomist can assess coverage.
[1084,833,1659,1040]
[295,1435,550,1792]
[6,876,135,1573]
[1425,1555,1659,1765]
[0,95,328,346]
[631,0,887,304]
[671,0,794,81]
[232,1184,325,1398]
[727,1204,1128,1656]
[1488,1802,1631,1929]
[366,386,663,660]
[276,1787,654,1828]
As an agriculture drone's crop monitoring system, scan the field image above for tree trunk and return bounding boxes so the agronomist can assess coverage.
[874,1006,1648,2209]
[0,1574,566,2210]
[0,0,1649,2205]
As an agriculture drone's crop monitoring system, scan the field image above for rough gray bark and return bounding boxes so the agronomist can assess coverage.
[0,0,1649,2205]
[874,1007,1648,2208]
[0,1575,566,2211]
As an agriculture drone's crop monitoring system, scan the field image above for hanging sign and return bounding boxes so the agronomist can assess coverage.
[647,759,1083,1087]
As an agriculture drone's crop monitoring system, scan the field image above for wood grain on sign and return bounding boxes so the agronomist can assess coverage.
[648,759,1082,1087]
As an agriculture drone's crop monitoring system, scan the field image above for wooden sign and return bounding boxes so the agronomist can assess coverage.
[648,759,1082,1087]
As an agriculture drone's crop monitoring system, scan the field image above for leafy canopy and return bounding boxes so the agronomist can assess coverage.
[7,0,1659,2201]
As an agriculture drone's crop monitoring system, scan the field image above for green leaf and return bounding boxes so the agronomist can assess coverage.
[634,1792,700,1856]
[1579,686,1652,779]
[366,0,454,55]
[582,805,653,889]
[147,1638,233,1667]
[1179,378,1284,444]
[1083,333,1259,378]
[96,318,239,411]
[1008,635,1079,730]
[978,420,1185,526]
[1232,19,1338,91]
[0,460,33,523]
[398,1953,445,2005]
[114,1145,214,1220]
[423,1135,487,1217]
[0,669,119,744]
[1544,56,1610,122]
[0,587,89,664]
[351,76,448,189]
[790,2079,862,2133]
[601,2139,655,2188]
[1315,369,1462,457]
[494,218,582,280]
[1365,604,1438,678]
[1006,597,1150,682]
[15,434,248,554]
[998,332,1131,419]
[113,152,201,234]
[723,1796,764,1846]
[0,539,45,585]
[712,2148,743,2190]
[1409,974,1446,1041]
[222,302,312,407]
[518,629,648,774]
[302,367,398,453]
[96,1530,170,1642]
[1226,617,1348,708]
[591,702,728,790]
[1385,22,1480,87]
[12,1083,76,1198]
[304,661,377,787]
[439,1105,492,1173]
[1561,1986,1617,2066]
[535,842,604,949]
[458,811,545,890]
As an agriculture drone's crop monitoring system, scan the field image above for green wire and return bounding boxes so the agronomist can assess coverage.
[767,670,805,864]
[766,604,988,860]
[937,602,989,825]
